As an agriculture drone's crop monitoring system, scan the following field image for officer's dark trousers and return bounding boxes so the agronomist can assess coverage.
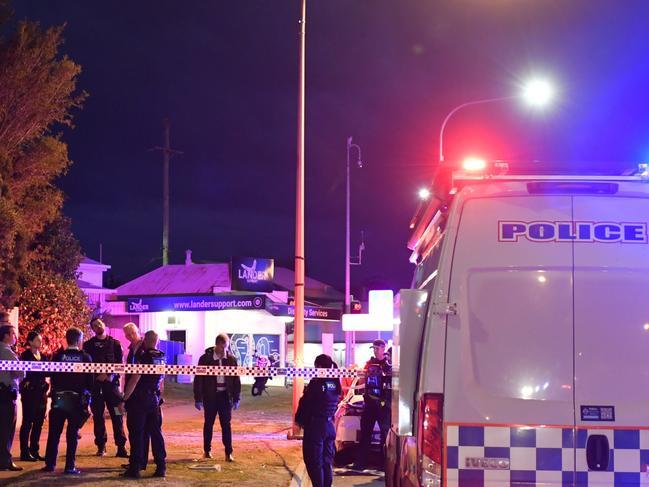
[127,402,165,472]
[356,399,390,468]
[0,399,16,467]
[203,391,232,455]
[91,380,127,448]
[45,407,82,469]
[19,390,46,457]
[303,418,335,487]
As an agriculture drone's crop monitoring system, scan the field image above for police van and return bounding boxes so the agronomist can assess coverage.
[385,161,649,487]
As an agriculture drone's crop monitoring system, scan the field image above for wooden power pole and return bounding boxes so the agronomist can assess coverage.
[152,118,182,266]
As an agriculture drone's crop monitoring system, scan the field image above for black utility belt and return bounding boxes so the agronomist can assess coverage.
[0,385,17,401]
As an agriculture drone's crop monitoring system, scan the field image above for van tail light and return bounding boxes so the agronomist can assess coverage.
[417,393,443,486]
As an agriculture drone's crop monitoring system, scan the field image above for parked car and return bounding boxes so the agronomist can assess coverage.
[333,376,381,465]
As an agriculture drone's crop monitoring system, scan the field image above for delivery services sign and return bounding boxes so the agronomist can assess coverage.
[498,221,648,243]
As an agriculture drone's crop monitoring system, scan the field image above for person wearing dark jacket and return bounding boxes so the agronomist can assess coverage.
[83,318,128,458]
[193,333,241,461]
[295,354,342,487]
[19,332,48,462]
[42,327,94,475]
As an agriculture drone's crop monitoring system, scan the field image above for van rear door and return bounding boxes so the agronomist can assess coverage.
[572,195,649,486]
[445,195,575,487]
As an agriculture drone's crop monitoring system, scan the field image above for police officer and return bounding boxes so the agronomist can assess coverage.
[42,327,93,474]
[0,316,24,471]
[19,331,48,462]
[295,354,341,487]
[353,338,392,471]
[83,318,128,457]
[121,330,166,479]
[121,322,150,472]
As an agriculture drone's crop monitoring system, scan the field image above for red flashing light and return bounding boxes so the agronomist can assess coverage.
[417,393,443,484]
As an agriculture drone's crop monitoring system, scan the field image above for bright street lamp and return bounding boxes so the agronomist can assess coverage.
[439,78,555,162]
[418,188,431,200]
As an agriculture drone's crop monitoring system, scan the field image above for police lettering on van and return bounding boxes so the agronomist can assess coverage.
[498,221,648,243]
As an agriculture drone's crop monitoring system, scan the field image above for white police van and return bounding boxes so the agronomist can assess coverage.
[386,162,649,487]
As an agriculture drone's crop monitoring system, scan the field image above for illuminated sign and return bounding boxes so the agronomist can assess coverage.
[127,295,265,313]
[231,257,275,292]
[266,303,342,322]
[342,290,394,331]
[498,221,648,243]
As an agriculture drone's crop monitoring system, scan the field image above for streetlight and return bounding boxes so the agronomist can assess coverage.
[439,78,555,162]
[418,187,431,200]
[345,136,363,367]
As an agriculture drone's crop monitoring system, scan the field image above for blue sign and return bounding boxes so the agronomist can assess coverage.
[498,221,648,243]
[266,303,342,322]
[231,257,275,292]
[126,295,266,313]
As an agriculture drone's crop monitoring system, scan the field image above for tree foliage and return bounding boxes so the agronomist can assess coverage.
[29,215,82,281]
[0,13,86,308]
[18,270,91,355]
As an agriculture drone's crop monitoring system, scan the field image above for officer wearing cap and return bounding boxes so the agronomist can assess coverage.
[42,327,93,474]
[83,318,128,458]
[121,330,166,479]
[0,313,24,472]
[295,354,341,487]
[353,338,392,471]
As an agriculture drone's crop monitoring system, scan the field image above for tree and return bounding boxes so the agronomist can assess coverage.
[18,270,91,355]
[29,215,83,281]
[0,10,86,308]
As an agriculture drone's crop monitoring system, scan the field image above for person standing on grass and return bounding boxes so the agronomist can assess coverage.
[19,331,48,462]
[0,315,24,472]
[295,354,341,487]
[83,318,128,458]
[121,330,166,479]
[42,327,93,475]
[193,333,241,462]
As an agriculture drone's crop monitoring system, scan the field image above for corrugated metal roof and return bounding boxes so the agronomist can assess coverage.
[114,262,342,301]
[116,264,231,296]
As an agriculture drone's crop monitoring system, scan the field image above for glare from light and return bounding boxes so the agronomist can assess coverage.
[462,157,487,172]
[644,323,649,331]
[523,79,554,107]
[521,386,534,399]
[418,188,431,200]
[537,275,547,283]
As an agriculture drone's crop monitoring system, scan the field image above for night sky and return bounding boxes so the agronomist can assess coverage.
[13,1,649,293]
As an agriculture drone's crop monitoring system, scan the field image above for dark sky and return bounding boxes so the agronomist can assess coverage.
[13,1,649,293]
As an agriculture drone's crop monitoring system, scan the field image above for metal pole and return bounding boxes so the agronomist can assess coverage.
[344,137,352,366]
[291,0,306,438]
[438,96,513,162]
[162,118,170,265]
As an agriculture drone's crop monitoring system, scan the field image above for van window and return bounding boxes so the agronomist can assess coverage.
[415,232,445,290]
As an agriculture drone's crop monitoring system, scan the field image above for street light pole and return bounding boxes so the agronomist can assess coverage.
[439,96,513,163]
[291,0,306,439]
[345,136,362,367]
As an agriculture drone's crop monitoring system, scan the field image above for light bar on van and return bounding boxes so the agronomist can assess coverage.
[527,182,618,194]
[462,157,487,172]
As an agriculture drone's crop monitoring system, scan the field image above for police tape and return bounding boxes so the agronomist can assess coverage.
[0,361,363,378]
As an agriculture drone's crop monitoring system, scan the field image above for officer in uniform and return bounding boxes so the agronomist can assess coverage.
[353,338,392,471]
[19,331,48,462]
[42,327,93,474]
[83,318,128,457]
[0,317,24,471]
[295,354,341,487]
[121,330,166,479]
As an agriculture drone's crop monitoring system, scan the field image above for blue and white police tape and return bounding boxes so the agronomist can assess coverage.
[0,361,362,378]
